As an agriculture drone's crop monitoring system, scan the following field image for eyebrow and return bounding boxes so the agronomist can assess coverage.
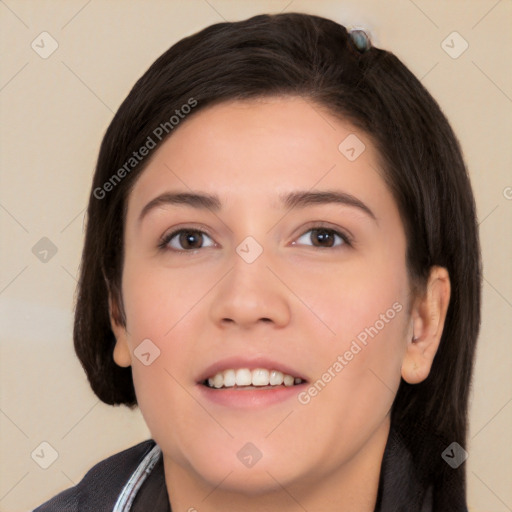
[138,190,376,223]
[138,192,221,223]
[280,190,376,220]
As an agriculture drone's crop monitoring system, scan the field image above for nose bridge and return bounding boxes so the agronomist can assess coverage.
[209,242,291,328]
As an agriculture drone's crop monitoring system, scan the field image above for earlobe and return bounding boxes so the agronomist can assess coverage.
[113,339,132,368]
[108,295,132,368]
[401,266,451,384]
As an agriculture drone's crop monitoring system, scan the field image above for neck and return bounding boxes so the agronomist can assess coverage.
[163,418,390,512]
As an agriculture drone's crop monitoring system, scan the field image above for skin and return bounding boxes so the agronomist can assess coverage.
[110,96,450,512]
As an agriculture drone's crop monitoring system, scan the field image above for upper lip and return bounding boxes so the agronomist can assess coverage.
[196,356,309,384]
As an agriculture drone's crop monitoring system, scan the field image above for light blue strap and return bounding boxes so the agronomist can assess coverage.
[112,443,162,511]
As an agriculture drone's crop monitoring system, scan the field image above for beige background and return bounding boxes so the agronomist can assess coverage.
[0,1,511,511]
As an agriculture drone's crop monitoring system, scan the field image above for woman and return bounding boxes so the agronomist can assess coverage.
[33,12,481,512]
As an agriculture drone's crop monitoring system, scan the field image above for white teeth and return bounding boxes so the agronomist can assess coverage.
[235,368,252,386]
[252,369,270,386]
[283,374,295,387]
[212,373,223,389]
[205,368,303,389]
[223,369,236,387]
[269,370,284,386]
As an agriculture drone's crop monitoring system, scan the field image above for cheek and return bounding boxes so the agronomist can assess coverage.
[291,244,409,347]
[293,252,409,419]
[130,357,208,472]
[293,293,407,464]
[119,258,217,435]
[121,254,219,339]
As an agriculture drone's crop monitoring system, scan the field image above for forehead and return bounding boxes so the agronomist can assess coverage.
[126,96,393,217]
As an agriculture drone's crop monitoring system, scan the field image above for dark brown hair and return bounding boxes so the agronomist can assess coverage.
[74,13,481,508]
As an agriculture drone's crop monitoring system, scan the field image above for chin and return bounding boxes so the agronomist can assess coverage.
[186,448,306,495]
[203,465,302,496]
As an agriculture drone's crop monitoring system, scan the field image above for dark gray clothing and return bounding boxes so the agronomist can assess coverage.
[33,427,468,511]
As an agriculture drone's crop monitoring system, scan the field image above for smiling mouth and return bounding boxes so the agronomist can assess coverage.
[202,368,306,389]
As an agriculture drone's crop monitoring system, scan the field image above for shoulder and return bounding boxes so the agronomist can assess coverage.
[32,439,157,512]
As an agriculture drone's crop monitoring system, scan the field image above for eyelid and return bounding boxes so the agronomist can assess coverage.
[291,221,354,246]
[159,225,218,252]
[294,229,352,249]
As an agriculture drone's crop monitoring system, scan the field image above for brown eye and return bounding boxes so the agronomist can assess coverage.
[294,227,350,248]
[179,231,203,249]
[311,229,336,247]
[162,229,215,251]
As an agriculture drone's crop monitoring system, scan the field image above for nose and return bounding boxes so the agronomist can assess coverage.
[208,249,291,330]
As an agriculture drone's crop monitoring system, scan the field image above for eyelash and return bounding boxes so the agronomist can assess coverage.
[158,224,353,253]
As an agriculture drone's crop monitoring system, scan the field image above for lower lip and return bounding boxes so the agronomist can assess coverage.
[197,383,308,408]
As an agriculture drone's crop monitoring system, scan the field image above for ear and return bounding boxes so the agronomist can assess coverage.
[401,266,451,384]
[109,294,132,368]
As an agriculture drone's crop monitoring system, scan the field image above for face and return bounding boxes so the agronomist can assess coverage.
[111,96,415,495]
